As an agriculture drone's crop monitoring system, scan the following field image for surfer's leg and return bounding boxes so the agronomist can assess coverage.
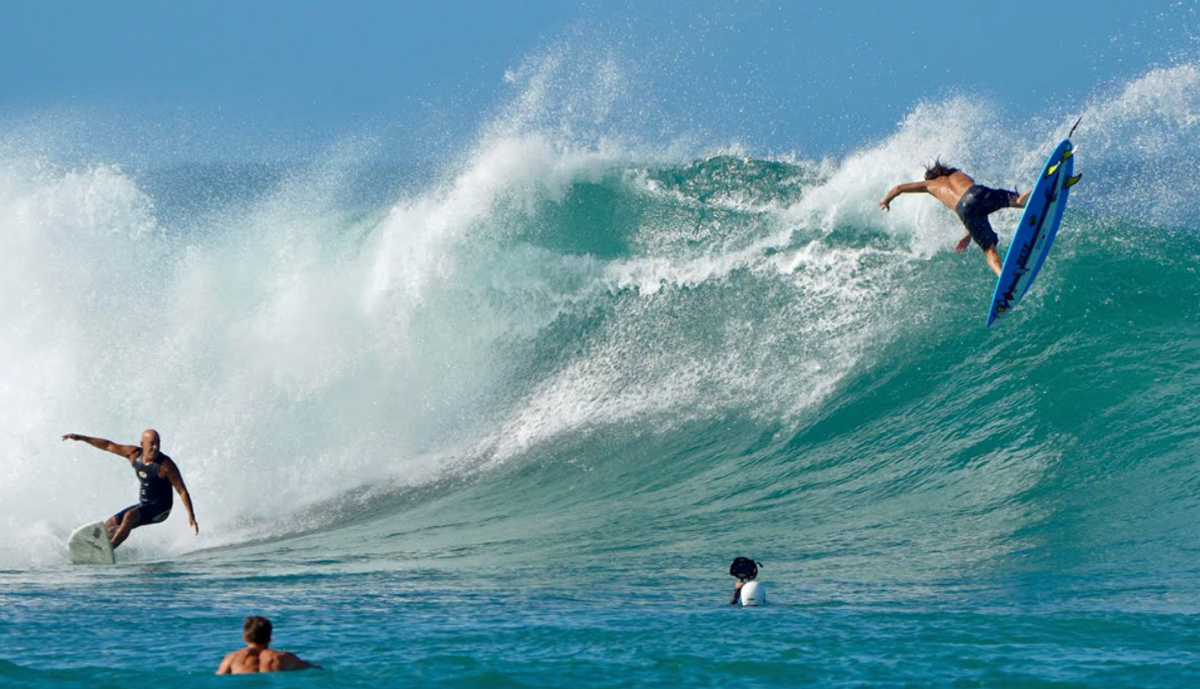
[110,507,143,549]
[985,247,1002,277]
[965,215,1000,277]
[106,505,136,541]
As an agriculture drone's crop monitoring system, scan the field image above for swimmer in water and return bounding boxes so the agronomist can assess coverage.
[217,616,321,674]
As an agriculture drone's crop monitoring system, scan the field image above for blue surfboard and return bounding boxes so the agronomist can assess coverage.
[987,138,1081,327]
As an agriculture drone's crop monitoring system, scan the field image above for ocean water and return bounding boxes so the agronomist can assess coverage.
[2,54,1200,687]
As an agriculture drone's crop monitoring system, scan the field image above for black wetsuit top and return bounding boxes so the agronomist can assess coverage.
[135,455,173,510]
[113,452,174,525]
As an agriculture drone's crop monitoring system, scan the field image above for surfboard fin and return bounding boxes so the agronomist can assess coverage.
[1045,162,1060,177]
[1066,173,1083,188]
[1068,116,1082,139]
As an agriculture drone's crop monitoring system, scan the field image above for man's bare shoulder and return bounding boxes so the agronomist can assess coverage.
[928,170,975,191]
[261,648,318,672]
[217,648,257,674]
[157,455,182,476]
[944,171,978,195]
[924,171,977,208]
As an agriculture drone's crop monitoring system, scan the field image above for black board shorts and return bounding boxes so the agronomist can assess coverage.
[114,502,171,526]
[955,185,1017,251]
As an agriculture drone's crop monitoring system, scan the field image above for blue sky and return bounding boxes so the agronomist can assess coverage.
[1,0,1196,162]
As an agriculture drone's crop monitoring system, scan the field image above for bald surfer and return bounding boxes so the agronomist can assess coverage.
[62,429,199,548]
[217,616,321,674]
[878,161,1030,277]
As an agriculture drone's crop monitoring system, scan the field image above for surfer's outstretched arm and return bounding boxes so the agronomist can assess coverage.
[878,181,929,211]
[62,433,138,460]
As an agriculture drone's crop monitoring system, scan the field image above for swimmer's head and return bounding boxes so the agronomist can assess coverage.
[243,616,272,646]
[729,557,761,582]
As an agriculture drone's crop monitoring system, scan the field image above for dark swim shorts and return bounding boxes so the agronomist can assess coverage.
[114,503,172,526]
[955,184,1018,251]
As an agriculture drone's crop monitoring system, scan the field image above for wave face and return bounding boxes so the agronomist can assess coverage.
[1,56,1199,615]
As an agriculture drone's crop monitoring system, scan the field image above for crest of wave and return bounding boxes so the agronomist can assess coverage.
[1075,62,1200,228]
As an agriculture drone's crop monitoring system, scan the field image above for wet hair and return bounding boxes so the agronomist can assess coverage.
[243,616,273,645]
[729,556,761,582]
[924,159,960,180]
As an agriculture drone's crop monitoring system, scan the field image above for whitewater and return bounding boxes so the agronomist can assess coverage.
[1,52,1199,687]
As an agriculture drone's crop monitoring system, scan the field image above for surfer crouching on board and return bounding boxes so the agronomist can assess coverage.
[217,616,321,674]
[878,161,1029,277]
[62,429,199,548]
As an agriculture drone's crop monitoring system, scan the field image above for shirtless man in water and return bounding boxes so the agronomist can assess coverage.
[878,161,1030,277]
[217,617,321,674]
[62,429,198,548]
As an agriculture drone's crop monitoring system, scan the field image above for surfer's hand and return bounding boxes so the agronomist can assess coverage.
[189,517,199,536]
[954,236,971,253]
[877,198,890,212]
[62,433,79,442]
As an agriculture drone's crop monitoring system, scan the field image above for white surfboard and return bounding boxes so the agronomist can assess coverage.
[67,521,115,564]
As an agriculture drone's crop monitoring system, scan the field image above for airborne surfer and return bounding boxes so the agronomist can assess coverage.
[62,429,199,549]
[878,161,1030,277]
